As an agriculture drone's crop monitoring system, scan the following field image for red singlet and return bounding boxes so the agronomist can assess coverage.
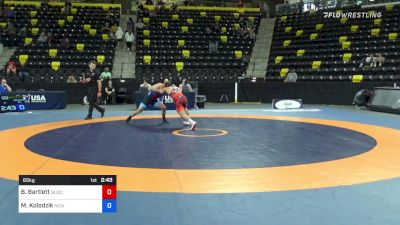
[170,87,187,112]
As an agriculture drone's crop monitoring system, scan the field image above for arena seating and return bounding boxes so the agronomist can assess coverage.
[0,2,120,83]
[267,4,400,82]
[135,5,261,83]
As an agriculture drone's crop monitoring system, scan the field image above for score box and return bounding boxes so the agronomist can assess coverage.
[102,185,117,213]
[19,175,117,213]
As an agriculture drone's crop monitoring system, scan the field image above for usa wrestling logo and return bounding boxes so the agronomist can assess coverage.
[23,94,47,103]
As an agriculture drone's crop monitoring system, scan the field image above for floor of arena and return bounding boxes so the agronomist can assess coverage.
[1,103,400,225]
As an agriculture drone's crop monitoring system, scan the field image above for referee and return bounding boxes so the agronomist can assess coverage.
[84,60,105,120]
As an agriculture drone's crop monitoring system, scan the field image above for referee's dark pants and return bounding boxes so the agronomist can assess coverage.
[87,88,104,118]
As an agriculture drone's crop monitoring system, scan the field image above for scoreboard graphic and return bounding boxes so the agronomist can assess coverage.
[0,95,26,113]
[18,175,117,213]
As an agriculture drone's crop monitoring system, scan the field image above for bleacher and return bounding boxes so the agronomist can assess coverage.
[135,5,261,83]
[267,4,400,82]
[0,1,120,83]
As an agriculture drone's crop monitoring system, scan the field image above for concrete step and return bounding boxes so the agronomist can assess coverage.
[112,60,136,78]
[257,32,273,37]
[245,70,267,78]
[253,71,267,77]
[254,43,271,48]
[254,44,271,49]
[246,17,273,79]
[0,46,16,66]
[254,43,270,47]
[254,47,270,51]
[114,59,135,62]
[252,53,269,58]
[249,58,268,64]
[248,64,266,69]
[254,65,267,70]
[250,58,268,63]
[113,45,137,78]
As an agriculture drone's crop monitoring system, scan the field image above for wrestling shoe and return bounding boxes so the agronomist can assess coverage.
[182,121,191,126]
[126,115,133,123]
[190,122,197,131]
[101,108,105,118]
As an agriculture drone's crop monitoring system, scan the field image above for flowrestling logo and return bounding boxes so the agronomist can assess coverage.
[23,94,47,103]
[324,11,382,18]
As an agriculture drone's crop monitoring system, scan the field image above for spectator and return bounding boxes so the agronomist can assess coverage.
[79,71,86,83]
[209,39,218,53]
[314,0,321,9]
[149,9,157,17]
[138,4,144,12]
[284,69,298,82]
[236,0,244,7]
[179,78,193,93]
[101,67,112,80]
[109,31,115,40]
[67,75,78,83]
[115,26,124,48]
[139,80,151,91]
[239,17,246,28]
[60,37,70,49]
[0,78,12,94]
[159,4,167,13]
[298,0,304,13]
[41,0,49,8]
[6,22,16,48]
[101,22,111,34]
[64,1,72,14]
[5,6,15,20]
[145,0,153,5]
[18,62,29,80]
[171,3,178,11]
[127,18,135,33]
[106,11,113,24]
[111,23,118,33]
[206,26,212,34]
[337,0,343,8]
[124,30,134,52]
[373,53,385,67]
[214,23,220,33]
[104,80,116,104]
[240,27,248,36]
[353,89,372,109]
[1,7,6,20]
[136,19,144,29]
[259,2,269,18]
[142,9,150,17]
[243,53,251,65]
[154,2,163,14]
[37,31,48,43]
[249,29,256,40]
[17,26,27,46]
[246,18,254,30]
[47,32,55,46]
[156,0,164,6]
[6,60,17,76]
[359,54,374,68]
